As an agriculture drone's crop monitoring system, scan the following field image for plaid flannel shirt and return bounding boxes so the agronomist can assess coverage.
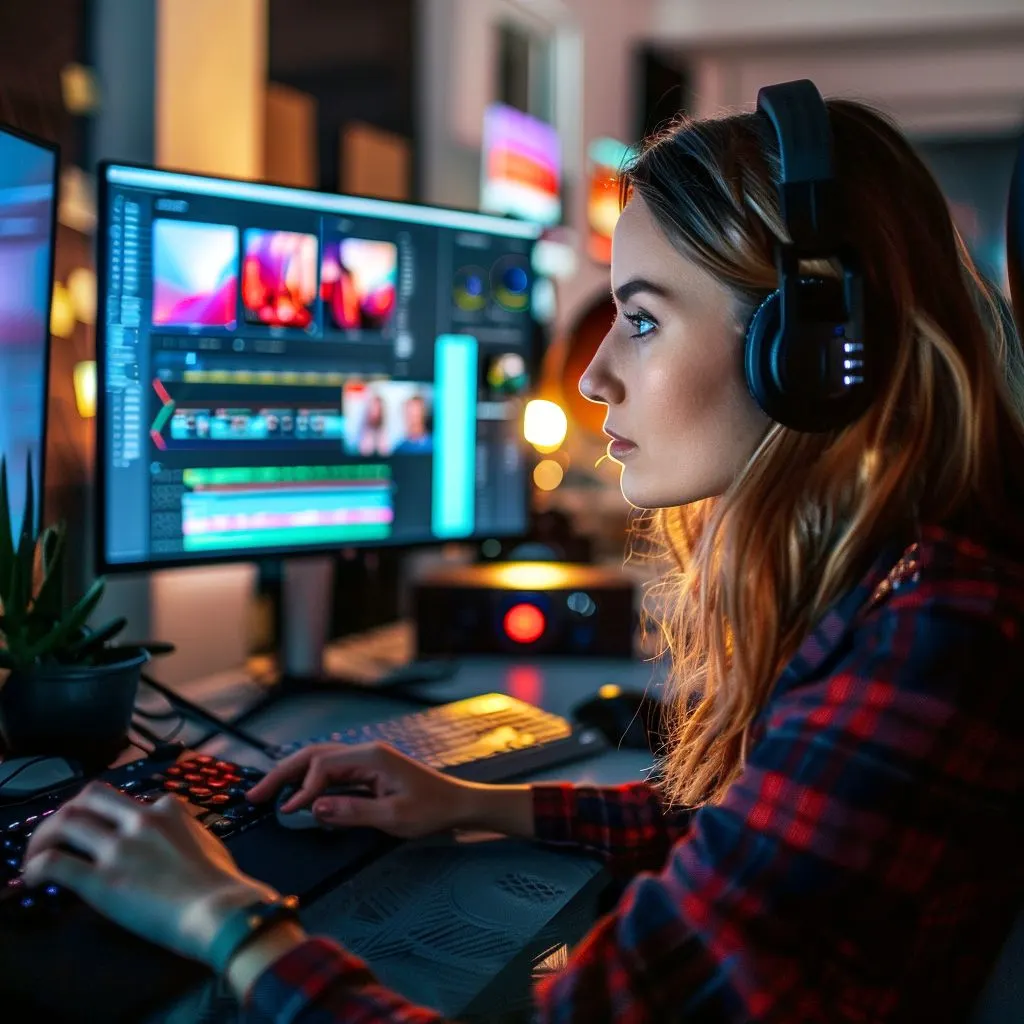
[246,522,1024,1022]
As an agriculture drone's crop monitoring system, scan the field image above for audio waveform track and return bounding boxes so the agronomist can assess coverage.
[180,465,394,552]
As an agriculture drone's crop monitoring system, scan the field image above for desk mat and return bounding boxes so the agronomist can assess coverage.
[301,834,607,1020]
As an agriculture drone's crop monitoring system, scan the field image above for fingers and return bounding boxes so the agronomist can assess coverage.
[312,793,392,832]
[256,743,390,813]
[247,746,324,802]
[72,781,150,831]
[21,847,94,894]
[23,806,118,869]
[278,756,334,813]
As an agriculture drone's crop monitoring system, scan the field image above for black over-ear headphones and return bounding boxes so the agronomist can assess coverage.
[744,79,871,432]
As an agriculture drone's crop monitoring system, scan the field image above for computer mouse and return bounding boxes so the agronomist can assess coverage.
[274,781,376,831]
[571,685,665,752]
[0,756,82,800]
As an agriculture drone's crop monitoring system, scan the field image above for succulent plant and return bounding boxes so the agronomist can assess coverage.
[0,455,127,676]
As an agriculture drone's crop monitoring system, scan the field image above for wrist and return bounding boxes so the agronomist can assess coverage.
[183,880,280,966]
[224,918,308,1004]
[454,782,534,836]
[451,782,486,830]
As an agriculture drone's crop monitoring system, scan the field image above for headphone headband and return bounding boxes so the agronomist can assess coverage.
[744,78,872,433]
[756,79,838,249]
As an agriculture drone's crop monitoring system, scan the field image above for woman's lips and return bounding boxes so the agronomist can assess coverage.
[605,429,638,459]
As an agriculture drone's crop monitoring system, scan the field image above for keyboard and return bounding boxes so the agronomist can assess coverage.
[0,697,606,1022]
[272,692,609,781]
[0,749,394,1023]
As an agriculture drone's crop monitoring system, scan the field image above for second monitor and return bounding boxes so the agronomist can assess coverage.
[96,165,542,572]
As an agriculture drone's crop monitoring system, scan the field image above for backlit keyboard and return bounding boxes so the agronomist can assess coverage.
[273,692,608,782]
[0,748,393,1022]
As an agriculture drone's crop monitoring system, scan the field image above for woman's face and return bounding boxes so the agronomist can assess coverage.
[367,394,384,426]
[579,195,769,508]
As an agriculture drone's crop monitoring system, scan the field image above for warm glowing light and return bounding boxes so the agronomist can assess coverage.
[68,267,97,325]
[490,562,574,590]
[73,361,97,419]
[533,458,564,491]
[598,683,621,700]
[60,63,99,114]
[503,603,546,644]
[523,399,567,451]
[50,281,75,338]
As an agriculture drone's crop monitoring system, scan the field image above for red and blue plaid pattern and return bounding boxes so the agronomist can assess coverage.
[249,523,1024,1023]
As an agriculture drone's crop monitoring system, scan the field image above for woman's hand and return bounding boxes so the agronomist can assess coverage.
[248,742,487,838]
[21,783,281,965]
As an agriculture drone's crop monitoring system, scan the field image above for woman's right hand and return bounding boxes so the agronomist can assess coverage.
[247,742,490,839]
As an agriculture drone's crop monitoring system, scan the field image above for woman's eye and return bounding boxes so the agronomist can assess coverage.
[624,312,657,339]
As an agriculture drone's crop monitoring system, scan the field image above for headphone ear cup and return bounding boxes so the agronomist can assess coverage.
[744,290,788,421]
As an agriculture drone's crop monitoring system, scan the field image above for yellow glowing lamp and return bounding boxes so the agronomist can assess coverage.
[68,266,97,326]
[50,281,76,339]
[73,360,97,419]
[532,459,564,491]
[523,399,568,453]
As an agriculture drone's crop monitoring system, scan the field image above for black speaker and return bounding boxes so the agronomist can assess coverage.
[413,562,636,658]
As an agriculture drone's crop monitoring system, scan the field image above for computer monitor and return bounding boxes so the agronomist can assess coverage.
[0,124,59,536]
[480,103,561,227]
[95,163,542,574]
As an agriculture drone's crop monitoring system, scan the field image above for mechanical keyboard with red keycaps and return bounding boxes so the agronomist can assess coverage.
[0,746,395,1023]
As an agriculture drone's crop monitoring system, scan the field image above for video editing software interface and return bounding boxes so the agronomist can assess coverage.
[0,126,57,535]
[98,166,541,568]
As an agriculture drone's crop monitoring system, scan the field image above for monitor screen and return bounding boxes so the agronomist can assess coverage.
[0,125,58,537]
[586,137,635,265]
[96,164,542,571]
[480,103,561,227]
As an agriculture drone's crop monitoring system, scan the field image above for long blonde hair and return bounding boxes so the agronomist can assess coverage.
[623,100,1024,807]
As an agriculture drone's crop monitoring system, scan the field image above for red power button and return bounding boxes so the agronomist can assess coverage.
[503,603,546,644]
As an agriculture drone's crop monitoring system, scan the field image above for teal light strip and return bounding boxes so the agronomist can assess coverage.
[432,334,478,539]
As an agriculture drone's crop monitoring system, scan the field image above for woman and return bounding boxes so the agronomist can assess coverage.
[356,389,389,457]
[21,85,1024,1021]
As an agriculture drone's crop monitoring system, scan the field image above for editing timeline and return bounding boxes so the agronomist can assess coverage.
[99,166,541,566]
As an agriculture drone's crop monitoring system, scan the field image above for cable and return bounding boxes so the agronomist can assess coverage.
[131,715,185,748]
[136,679,186,726]
[140,671,278,758]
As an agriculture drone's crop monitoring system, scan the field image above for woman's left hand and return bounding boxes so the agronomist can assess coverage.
[21,782,279,966]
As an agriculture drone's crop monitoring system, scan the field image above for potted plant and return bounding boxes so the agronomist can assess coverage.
[0,456,148,771]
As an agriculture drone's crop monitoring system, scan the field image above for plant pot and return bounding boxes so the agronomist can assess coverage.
[0,648,149,772]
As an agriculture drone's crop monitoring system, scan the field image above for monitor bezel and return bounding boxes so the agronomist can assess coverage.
[0,122,60,537]
[94,158,541,575]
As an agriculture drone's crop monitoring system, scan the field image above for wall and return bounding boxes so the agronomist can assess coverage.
[416,0,653,335]
[652,0,1024,44]
[683,33,1024,137]
[155,0,268,179]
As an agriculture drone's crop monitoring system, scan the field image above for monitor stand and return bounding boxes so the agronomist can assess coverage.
[261,554,450,703]
[278,555,336,687]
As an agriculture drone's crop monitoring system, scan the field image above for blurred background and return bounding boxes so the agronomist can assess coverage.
[2,0,1023,681]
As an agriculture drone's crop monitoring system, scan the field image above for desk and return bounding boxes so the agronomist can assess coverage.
[155,653,660,1021]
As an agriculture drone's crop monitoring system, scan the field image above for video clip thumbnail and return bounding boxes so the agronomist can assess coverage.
[321,237,398,331]
[242,229,319,329]
[343,379,433,458]
[152,220,239,329]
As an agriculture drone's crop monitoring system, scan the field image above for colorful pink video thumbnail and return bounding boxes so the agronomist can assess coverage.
[152,220,239,328]
[321,237,398,331]
[242,229,319,329]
